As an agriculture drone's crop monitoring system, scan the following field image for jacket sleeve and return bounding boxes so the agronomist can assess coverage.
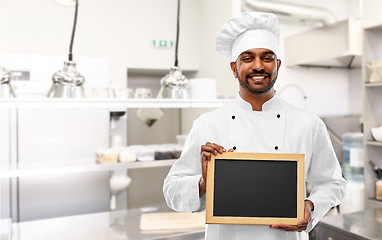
[305,119,347,232]
[163,119,206,212]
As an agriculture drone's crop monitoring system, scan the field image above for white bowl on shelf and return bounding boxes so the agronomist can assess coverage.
[371,127,382,141]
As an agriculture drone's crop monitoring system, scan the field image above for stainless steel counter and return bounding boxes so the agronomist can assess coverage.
[11,207,382,239]
[1,219,12,240]
[314,208,382,240]
[10,206,205,240]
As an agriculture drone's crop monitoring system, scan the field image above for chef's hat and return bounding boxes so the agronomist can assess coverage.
[215,12,280,62]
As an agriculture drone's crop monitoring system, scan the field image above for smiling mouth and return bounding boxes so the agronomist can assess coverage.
[251,76,266,80]
[248,75,269,82]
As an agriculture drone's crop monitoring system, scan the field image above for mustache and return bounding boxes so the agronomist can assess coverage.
[245,69,270,78]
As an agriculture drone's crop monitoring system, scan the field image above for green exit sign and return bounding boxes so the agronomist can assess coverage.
[153,39,174,49]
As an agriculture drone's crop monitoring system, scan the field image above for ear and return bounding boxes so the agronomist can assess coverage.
[276,59,281,71]
[230,62,238,78]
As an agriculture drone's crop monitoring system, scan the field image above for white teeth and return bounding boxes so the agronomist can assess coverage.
[251,76,265,80]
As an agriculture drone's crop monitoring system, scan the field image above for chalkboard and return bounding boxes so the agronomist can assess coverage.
[206,152,305,225]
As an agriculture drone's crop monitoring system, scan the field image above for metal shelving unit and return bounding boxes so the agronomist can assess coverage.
[363,23,382,208]
[0,159,177,178]
[0,98,231,109]
[0,98,230,177]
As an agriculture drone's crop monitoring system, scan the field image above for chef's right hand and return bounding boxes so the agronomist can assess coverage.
[199,143,232,197]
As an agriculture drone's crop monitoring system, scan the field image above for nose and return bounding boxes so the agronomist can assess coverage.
[251,57,264,71]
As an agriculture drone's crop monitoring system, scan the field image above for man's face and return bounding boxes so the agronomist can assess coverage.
[230,48,281,95]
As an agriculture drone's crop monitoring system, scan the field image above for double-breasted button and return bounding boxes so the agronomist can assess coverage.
[277,114,280,118]
[275,146,279,150]
[233,146,236,150]
[232,115,235,119]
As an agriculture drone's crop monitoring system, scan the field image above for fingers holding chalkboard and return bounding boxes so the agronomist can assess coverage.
[270,200,312,232]
[201,142,226,156]
[199,142,227,197]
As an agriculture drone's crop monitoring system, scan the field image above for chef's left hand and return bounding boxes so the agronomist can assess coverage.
[270,200,314,232]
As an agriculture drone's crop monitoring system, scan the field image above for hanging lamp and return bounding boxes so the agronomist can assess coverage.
[0,66,16,98]
[157,0,189,99]
[47,0,86,98]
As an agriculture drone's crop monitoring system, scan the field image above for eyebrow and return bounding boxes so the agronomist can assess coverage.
[240,50,275,56]
[241,51,253,55]
[263,51,275,55]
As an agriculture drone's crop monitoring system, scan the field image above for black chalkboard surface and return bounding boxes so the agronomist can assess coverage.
[205,152,304,225]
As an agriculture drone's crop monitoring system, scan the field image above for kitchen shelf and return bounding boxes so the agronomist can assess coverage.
[365,198,382,209]
[0,98,231,109]
[365,82,382,88]
[0,159,176,178]
[364,21,382,31]
[365,141,382,146]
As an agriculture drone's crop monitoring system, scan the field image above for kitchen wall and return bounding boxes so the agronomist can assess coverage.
[349,68,363,115]
[0,0,199,87]
[195,0,241,98]
[362,0,382,22]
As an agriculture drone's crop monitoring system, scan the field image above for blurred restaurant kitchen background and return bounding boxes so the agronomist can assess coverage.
[1,0,382,239]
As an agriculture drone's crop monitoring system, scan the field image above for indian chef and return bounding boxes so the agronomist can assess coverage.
[163,11,346,240]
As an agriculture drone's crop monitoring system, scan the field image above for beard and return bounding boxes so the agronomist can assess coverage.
[237,69,278,95]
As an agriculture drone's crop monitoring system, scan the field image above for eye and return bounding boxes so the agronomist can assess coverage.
[242,56,252,62]
[263,56,275,62]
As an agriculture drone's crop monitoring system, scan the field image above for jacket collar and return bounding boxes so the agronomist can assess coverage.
[234,91,283,112]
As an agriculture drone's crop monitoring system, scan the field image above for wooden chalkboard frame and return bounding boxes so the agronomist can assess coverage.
[206,152,305,225]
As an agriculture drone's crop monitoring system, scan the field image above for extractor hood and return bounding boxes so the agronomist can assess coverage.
[285,18,362,69]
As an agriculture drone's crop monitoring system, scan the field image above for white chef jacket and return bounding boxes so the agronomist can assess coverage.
[163,93,346,240]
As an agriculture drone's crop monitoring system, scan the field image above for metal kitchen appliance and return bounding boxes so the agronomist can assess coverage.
[0,66,16,97]
[157,0,189,99]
